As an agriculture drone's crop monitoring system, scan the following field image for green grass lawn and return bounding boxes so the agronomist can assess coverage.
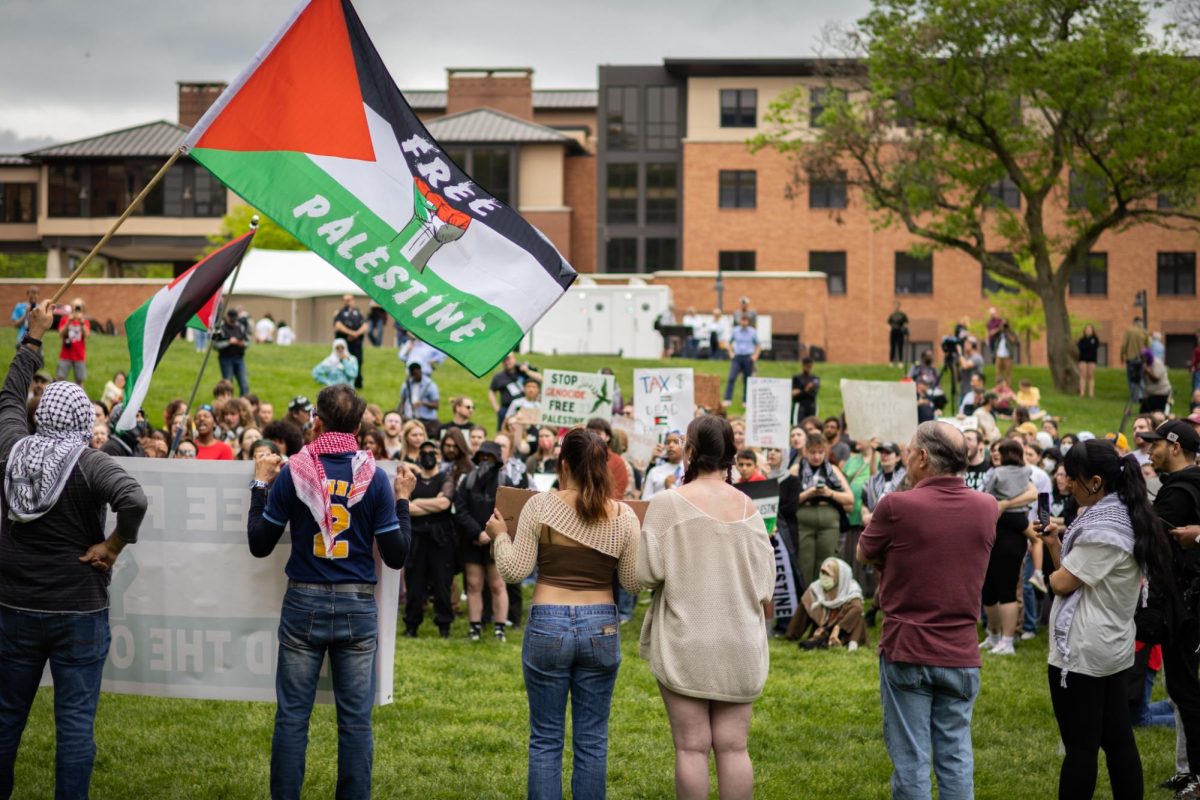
[14,328,1192,439]
[5,329,1192,797]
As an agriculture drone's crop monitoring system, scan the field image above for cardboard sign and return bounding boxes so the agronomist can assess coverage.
[633,368,694,435]
[744,377,792,449]
[513,406,542,428]
[694,373,722,413]
[613,415,658,465]
[496,486,649,534]
[840,379,919,446]
[541,370,615,427]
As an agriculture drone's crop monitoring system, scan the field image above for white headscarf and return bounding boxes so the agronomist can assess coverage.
[5,381,95,522]
[320,338,351,369]
[810,557,864,610]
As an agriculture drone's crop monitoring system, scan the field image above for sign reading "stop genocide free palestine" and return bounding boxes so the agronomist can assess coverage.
[540,370,615,427]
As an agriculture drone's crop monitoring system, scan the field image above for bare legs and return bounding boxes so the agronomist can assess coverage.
[464,563,509,625]
[1078,361,1095,398]
[983,603,1019,638]
[659,683,754,800]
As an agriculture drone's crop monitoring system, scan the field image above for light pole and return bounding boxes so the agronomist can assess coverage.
[714,268,725,311]
[1133,289,1148,330]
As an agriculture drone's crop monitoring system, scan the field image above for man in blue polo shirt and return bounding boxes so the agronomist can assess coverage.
[247,383,413,800]
[723,313,762,403]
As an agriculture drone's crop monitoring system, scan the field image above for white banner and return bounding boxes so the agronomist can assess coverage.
[744,377,791,449]
[541,370,615,427]
[632,368,694,435]
[840,379,919,446]
[47,459,400,705]
[772,537,800,620]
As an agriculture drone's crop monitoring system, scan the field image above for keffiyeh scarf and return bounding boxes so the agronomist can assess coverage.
[1051,492,1137,686]
[5,381,95,522]
[289,431,376,558]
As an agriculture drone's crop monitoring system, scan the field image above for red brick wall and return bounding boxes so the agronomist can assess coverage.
[680,141,1200,366]
[447,74,533,120]
[0,280,166,334]
[521,210,571,262]
[564,155,596,272]
[177,83,226,128]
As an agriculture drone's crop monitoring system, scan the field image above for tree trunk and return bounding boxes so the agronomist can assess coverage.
[1039,283,1077,392]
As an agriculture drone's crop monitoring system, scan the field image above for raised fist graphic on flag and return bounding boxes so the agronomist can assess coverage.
[397,178,471,272]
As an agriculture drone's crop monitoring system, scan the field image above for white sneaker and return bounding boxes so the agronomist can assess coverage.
[1029,572,1048,594]
[1020,631,1037,641]
[989,640,1016,655]
[979,633,1000,650]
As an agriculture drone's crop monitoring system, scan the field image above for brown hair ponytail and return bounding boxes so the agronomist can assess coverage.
[559,427,613,523]
[681,415,736,485]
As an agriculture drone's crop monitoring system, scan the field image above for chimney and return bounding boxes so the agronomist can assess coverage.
[445,68,533,120]
[178,82,228,128]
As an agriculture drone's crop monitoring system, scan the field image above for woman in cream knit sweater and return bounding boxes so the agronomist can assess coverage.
[638,415,776,800]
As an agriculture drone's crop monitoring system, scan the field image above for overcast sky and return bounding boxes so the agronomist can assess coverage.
[0,0,871,151]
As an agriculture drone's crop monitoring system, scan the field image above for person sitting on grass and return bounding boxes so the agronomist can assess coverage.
[787,556,868,650]
[1016,379,1047,421]
[311,338,359,387]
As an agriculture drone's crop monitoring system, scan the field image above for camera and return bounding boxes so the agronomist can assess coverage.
[941,334,961,356]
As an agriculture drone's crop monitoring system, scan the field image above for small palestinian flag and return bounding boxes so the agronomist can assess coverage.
[182,0,576,377]
[116,231,255,431]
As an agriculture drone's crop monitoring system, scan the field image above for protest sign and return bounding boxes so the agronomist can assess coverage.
[736,479,798,619]
[633,368,694,434]
[497,487,650,533]
[541,369,615,427]
[612,415,657,464]
[840,379,919,445]
[694,374,722,412]
[744,377,791,449]
[56,459,399,705]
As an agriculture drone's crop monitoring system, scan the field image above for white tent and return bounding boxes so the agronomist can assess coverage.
[223,248,365,299]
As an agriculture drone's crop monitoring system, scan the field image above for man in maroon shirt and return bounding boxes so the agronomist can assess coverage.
[858,420,996,800]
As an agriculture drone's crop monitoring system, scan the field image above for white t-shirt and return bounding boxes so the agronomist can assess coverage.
[1047,542,1141,678]
[643,461,683,500]
[275,326,295,346]
[255,317,275,342]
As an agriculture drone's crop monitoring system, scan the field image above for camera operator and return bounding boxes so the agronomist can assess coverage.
[957,337,984,389]
[488,352,542,432]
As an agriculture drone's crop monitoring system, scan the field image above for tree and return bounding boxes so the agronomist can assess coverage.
[207,204,306,251]
[753,0,1200,390]
[975,258,1047,362]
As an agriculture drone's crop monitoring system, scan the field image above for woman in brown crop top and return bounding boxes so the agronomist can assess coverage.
[490,427,640,800]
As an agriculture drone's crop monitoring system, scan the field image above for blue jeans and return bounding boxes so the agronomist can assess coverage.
[879,655,980,800]
[271,585,377,800]
[219,354,250,395]
[1136,670,1176,727]
[724,354,755,401]
[1021,554,1038,635]
[0,607,110,800]
[615,587,636,623]
[522,604,621,800]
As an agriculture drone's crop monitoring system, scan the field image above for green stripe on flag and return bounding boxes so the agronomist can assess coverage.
[190,147,524,377]
[123,300,149,407]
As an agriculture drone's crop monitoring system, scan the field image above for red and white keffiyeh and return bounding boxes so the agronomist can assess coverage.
[288,431,376,557]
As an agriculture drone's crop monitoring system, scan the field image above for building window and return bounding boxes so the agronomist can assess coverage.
[982,252,1019,295]
[0,183,36,223]
[468,148,512,206]
[606,86,639,150]
[895,252,933,295]
[606,238,638,273]
[720,89,757,128]
[809,171,847,209]
[48,161,224,219]
[719,250,756,272]
[810,251,846,295]
[606,163,638,225]
[1158,252,1196,296]
[809,87,844,128]
[1069,252,1108,296]
[1068,168,1106,210]
[645,86,679,150]
[718,170,756,209]
[987,177,1021,209]
[645,163,678,224]
[645,237,678,271]
[48,165,83,217]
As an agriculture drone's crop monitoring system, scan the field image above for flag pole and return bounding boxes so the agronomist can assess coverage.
[169,216,258,457]
[50,147,185,305]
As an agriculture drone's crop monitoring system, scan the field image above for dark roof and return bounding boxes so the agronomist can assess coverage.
[24,120,186,159]
[663,58,865,78]
[403,89,596,111]
[0,155,33,166]
[424,108,582,150]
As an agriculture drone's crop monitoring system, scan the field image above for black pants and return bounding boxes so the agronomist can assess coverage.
[1140,393,1169,414]
[346,335,364,389]
[982,512,1028,605]
[793,399,816,426]
[404,531,456,632]
[1162,616,1200,773]
[889,329,905,363]
[1048,665,1142,800]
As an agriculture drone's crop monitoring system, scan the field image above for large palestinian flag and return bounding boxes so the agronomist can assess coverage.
[182,0,577,377]
[115,231,255,432]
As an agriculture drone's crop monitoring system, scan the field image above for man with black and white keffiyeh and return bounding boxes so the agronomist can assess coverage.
[0,300,147,799]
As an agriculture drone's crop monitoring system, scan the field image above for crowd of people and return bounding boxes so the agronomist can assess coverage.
[8,285,1200,800]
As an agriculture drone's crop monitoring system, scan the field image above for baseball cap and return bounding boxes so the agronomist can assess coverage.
[878,442,901,455]
[1139,419,1200,452]
[418,440,439,451]
[1105,432,1130,451]
[1016,422,1038,435]
[288,395,312,413]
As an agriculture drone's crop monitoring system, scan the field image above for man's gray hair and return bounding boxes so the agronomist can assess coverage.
[914,420,968,475]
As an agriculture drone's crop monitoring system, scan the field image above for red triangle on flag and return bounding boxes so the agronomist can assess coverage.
[191,0,375,161]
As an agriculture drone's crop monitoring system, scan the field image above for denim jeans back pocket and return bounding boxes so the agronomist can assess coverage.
[589,631,621,670]
[345,613,378,651]
[523,630,567,670]
[66,613,111,665]
[278,607,315,648]
[884,659,925,691]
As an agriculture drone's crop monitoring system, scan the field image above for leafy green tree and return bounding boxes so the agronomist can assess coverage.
[207,204,306,251]
[754,0,1200,390]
